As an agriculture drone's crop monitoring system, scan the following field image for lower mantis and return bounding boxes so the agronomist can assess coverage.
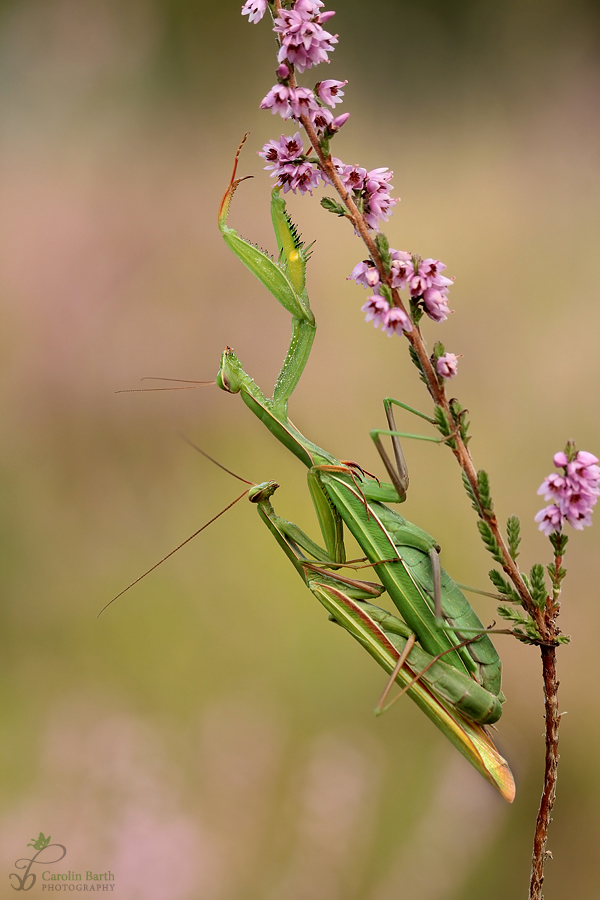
[245,478,514,799]
[214,143,515,801]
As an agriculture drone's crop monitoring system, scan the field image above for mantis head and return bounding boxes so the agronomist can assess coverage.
[248,481,280,503]
[216,347,245,394]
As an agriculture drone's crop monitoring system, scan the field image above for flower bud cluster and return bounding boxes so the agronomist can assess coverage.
[273,0,338,72]
[244,3,453,345]
[348,253,454,336]
[260,80,347,122]
[361,295,412,336]
[243,1,399,224]
[535,448,600,535]
[243,1,351,194]
[258,133,322,194]
[331,159,399,232]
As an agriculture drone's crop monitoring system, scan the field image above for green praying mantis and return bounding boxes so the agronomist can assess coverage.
[213,143,515,802]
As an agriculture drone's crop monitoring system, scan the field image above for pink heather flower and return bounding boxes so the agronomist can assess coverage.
[317,79,347,107]
[309,105,334,132]
[535,504,565,536]
[241,0,267,24]
[259,134,321,193]
[330,159,400,230]
[565,507,594,530]
[536,448,600,533]
[406,258,454,322]
[348,259,378,288]
[259,133,305,169]
[436,352,459,379]
[292,1,336,23]
[564,489,596,525]
[361,295,389,328]
[288,86,319,117]
[364,188,399,231]
[364,267,380,288]
[332,158,367,192]
[566,452,600,489]
[538,472,568,502]
[409,258,453,298]
[389,249,414,289]
[295,0,325,14]
[331,112,350,130]
[422,287,452,322]
[260,85,294,118]
[361,167,399,231]
[260,86,318,119]
[277,63,290,79]
[365,167,394,194]
[274,5,338,73]
[278,160,322,194]
[382,306,413,336]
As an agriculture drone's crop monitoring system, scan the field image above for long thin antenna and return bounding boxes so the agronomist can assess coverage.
[141,377,214,384]
[177,433,254,485]
[97,489,249,617]
[116,378,216,395]
[116,385,213,393]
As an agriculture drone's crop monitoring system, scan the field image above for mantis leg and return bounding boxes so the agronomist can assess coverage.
[369,399,456,634]
[369,397,439,500]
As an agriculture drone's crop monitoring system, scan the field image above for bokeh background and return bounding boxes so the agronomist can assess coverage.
[1,0,599,897]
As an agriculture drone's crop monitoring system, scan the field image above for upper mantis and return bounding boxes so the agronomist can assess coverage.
[215,144,515,801]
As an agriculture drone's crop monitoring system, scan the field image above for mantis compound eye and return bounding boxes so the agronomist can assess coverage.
[216,346,243,393]
[216,369,231,392]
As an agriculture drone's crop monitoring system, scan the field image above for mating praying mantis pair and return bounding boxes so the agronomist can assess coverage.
[112,145,515,802]
[213,146,515,802]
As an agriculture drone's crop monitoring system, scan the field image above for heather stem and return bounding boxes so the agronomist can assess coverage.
[529,646,561,900]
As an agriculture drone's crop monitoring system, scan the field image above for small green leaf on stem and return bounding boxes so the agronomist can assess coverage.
[449,398,470,444]
[462,470,480,514]
[432,341,445,361]
[547,562,567,593]
[477,470,493,515]
[507,515,521,561]
[529,563,548,608]
[497,606,543,643]
[378,283,393,305]
[477,520,503,565]
[409,297,425,326]
[374,233,391,275]
[319,135,331,157]
[434,405,455,449]
[321,197,348,217]
[549,531,569,557]
[488,569,521,603]
[408,344,428,387]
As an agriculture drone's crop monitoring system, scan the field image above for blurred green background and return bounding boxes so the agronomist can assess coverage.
[1,0,599,897]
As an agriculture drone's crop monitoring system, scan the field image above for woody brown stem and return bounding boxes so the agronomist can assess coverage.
[529,645,561,900]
